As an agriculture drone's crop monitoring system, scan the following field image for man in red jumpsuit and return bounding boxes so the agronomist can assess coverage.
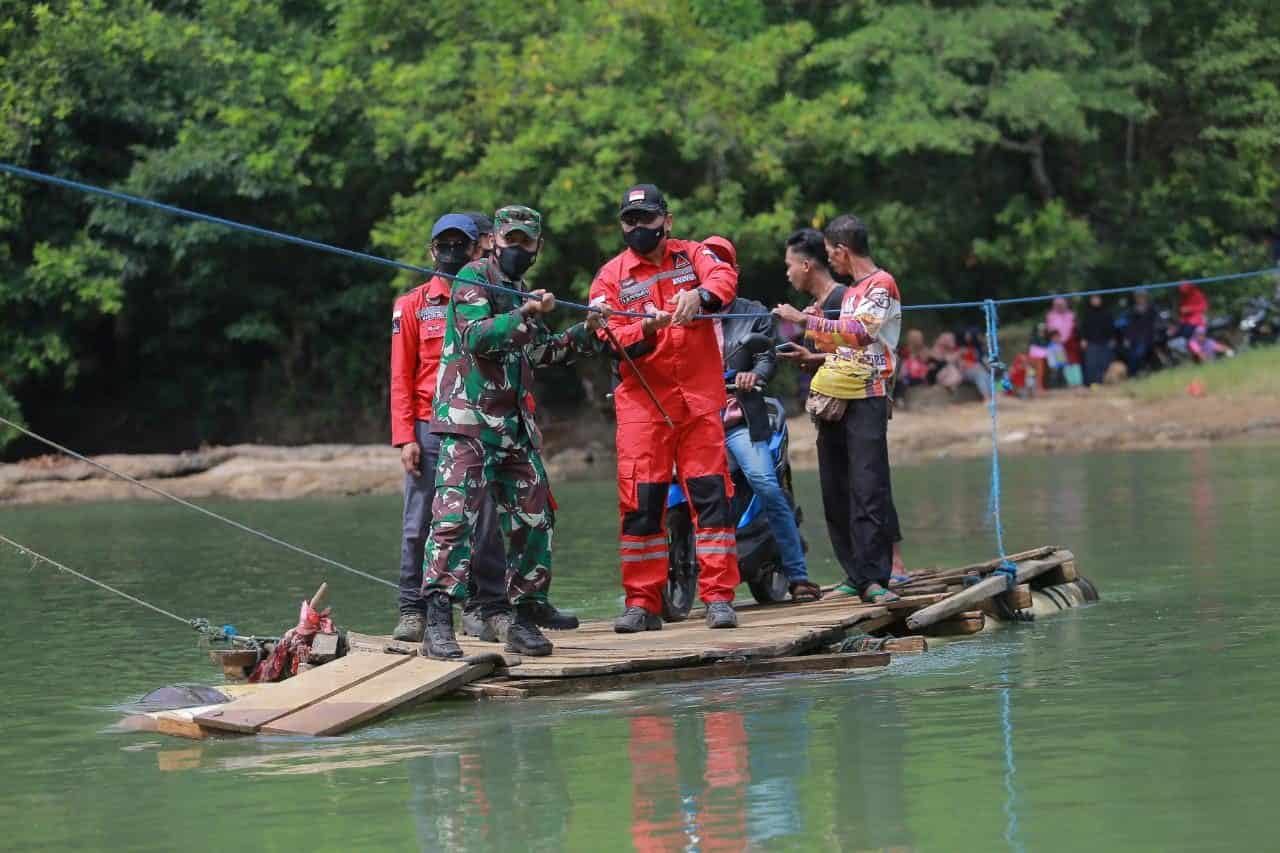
[589,184,741,632]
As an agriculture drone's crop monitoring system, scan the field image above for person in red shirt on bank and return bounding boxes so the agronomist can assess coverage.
[390,213,577,643]
[1177,281,1209,338]
[589,184,741,632]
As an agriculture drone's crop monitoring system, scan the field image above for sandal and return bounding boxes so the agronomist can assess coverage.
[788,579,823,602]
[831,582,859,598]
[860,583,901,605]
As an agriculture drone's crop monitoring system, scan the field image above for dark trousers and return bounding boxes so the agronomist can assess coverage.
[1083,342,1113,386]
[816,396,894,592]
[1126,341,1151,376]
[399,421,507,615]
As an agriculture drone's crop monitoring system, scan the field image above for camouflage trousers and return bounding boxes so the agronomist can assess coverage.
[422,434,555,604]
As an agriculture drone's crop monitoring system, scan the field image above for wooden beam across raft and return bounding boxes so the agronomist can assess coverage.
[905,551,1075,631]
[457,651,892,699]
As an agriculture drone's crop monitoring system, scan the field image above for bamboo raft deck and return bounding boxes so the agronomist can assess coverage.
[127,546,1095,739]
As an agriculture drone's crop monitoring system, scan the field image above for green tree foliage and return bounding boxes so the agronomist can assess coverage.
[1,0,1276,450]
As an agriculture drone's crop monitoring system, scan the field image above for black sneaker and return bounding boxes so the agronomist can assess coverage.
[506,602,553,657]
[391,611,426,643]
[705,601,738,629]
[613,606,662,634]
[420,592,462,659]
[525,599,580,631]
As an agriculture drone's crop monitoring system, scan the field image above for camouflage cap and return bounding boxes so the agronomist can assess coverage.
[494,205,542,240]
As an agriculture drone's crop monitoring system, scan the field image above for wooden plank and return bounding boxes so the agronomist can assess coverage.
[905,552,1073,630]
[195,653,409,733]
[456,680,531,700]
[1034,559,1079,587]
[883,636,927,653]
[156,709,215,740]
[924,611,986,637]
[209,649,260,682]
[981,584,1034,617]
[262,657,493,736]
[345,631,523,668]
[508,652,892,697]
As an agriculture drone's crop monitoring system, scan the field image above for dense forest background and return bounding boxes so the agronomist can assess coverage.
[2,0,1277,455]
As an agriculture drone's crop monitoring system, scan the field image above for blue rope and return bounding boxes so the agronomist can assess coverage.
[3,162,1275,322]
[982,299,1020,589]
[0,162,657,318]
[1000,679,1025,853]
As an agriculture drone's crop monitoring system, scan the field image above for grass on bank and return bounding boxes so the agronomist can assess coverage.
[1122,345,1280,402]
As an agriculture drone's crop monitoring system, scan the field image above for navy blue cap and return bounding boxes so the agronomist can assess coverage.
[431,213,480,241]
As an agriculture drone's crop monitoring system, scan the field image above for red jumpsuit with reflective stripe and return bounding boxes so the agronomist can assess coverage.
[590,238,740,614]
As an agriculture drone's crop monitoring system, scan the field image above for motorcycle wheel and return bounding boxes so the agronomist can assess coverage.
[748,566,790,605]
[662,504,697,622]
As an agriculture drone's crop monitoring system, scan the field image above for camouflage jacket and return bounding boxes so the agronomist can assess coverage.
[430,257,604,449]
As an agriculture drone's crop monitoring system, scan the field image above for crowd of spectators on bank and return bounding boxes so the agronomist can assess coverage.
[778,280,1267,410]
[888,282,1246,404]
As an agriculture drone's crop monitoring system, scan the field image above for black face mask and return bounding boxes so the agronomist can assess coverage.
[434,245,471,275]
[624,224,665,255]
[498,245,537,281]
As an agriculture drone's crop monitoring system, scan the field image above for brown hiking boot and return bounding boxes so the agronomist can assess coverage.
[463,608,512,644]
[392,611,426,643]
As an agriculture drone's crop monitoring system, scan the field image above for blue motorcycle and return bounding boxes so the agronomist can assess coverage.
[661,383,805,621]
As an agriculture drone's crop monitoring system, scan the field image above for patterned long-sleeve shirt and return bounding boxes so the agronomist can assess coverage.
[431,257,604,449]
[807,269,902,400]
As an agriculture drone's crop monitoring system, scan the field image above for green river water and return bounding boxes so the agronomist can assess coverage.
[2,444,1277,852]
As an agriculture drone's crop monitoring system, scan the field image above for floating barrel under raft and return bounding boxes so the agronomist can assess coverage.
[121,545,1097,740]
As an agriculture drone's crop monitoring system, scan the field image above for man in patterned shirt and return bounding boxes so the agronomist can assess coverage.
[774,214,903,604]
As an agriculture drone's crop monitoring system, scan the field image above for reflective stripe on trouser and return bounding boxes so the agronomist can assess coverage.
[422,434,554,604]
[616,409,740,614]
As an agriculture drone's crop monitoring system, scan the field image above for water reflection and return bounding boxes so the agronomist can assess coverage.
[384,687,918,851]
[405,718,570,850]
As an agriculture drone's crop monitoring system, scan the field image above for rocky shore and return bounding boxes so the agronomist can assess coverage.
[3,387,1277,506]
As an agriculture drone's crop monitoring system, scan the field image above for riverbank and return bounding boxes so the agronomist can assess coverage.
[4,351,1278,505]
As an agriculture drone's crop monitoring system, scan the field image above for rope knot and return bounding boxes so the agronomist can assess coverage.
[994,559,1018,592]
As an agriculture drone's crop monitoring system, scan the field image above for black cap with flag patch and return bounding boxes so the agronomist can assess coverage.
[619,183,667,215]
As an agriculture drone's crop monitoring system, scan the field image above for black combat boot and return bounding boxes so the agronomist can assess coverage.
[613,605,662,633]
[505,602,553,657]
[420,591,463,659]
[525,599,580,631]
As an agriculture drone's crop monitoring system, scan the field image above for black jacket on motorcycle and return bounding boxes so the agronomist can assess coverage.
[719,298,777,443]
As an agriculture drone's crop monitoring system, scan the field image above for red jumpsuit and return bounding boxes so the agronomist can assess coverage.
[590,238,740,614]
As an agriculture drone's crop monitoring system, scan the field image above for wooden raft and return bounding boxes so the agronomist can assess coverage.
[142,546,1086,737]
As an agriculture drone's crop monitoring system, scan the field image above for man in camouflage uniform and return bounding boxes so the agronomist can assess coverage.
[421,204,606,659]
